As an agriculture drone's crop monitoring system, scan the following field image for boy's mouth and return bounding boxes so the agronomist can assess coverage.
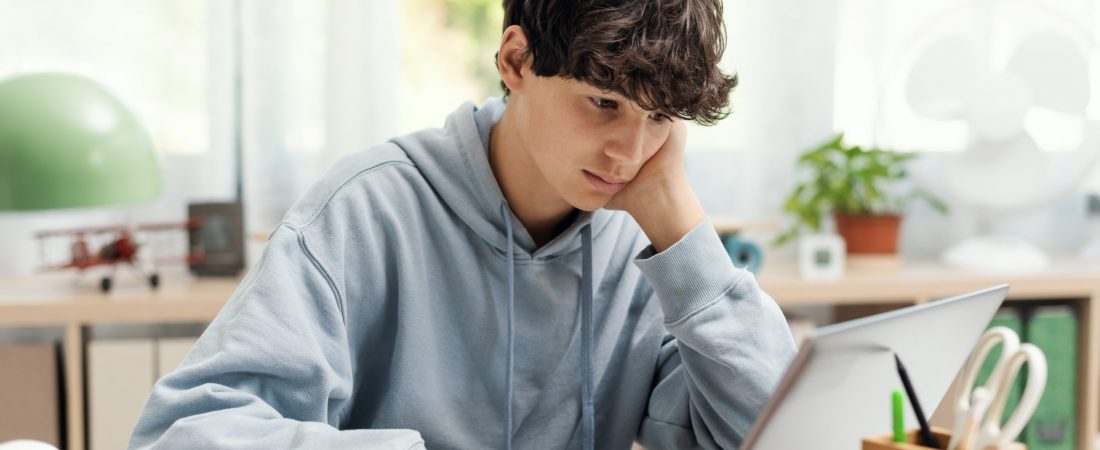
[583,170,628,193]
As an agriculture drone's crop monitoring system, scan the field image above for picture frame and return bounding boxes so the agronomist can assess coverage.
[187,202,244,277]
[799,233,845,280]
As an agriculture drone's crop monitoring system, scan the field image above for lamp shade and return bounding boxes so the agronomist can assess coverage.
[0,73,161,210]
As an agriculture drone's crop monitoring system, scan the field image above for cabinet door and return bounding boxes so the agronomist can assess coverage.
[0,343,61,447]
[88,338,155,450]
[157,337,198,378]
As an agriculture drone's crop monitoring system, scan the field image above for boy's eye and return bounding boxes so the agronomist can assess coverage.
[650,112,671,123]
[590,97,618,110]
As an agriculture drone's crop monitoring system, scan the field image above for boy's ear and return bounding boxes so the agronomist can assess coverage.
[497,25,529,95]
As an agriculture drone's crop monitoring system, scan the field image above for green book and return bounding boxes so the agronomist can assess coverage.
[1024,306,1077,450]
[975,308,1024,425]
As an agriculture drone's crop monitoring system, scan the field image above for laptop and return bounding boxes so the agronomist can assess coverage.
[740,284,1009,450]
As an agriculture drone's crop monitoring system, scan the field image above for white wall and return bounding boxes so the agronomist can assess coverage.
[687,0,840,261]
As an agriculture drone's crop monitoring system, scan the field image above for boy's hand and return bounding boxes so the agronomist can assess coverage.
[605,120,705,253]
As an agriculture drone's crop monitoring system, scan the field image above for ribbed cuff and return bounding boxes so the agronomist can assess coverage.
[634,217,741,323]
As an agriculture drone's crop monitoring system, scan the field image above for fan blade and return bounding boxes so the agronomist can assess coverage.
[1004,32,1089,114]
[964,73,1031,142]
[946,134,1047,210]
[906,34,980,120]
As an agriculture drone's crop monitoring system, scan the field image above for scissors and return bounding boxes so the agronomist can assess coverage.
[947,326,1047,450]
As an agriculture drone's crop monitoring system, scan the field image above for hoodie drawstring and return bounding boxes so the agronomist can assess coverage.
[580,224,595,450]
[499,203,595,450]
[500,204,515,450]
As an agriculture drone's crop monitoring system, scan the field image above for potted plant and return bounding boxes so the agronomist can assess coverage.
[774,133,947,254]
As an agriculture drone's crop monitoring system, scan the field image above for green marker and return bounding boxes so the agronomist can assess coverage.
[892,389,906,443]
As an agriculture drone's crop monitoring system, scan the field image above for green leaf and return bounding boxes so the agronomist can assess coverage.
[912,189,949,214]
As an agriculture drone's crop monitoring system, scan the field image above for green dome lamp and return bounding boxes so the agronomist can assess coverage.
[0,73,161,211]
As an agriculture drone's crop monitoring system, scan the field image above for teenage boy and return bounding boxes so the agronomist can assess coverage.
[130,0,796,448]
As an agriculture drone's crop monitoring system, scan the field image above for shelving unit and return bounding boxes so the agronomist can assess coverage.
[0,273,238,450]
[757,259,1100,450]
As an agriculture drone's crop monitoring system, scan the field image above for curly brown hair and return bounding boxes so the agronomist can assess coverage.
[499,0,737,125]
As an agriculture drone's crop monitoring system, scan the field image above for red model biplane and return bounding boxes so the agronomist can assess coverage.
[35,219,205,292]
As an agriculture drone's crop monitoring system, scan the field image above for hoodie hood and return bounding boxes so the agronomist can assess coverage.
[392,97,612,258]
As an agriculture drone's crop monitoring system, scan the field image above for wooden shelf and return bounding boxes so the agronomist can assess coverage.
[758,259,1100,304]
[711,216,779,235]
[0,275,236,333]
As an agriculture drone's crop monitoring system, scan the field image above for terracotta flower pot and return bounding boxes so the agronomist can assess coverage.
[834,213,901,254]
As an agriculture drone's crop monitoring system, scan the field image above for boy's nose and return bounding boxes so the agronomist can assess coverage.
[604,123,646,166]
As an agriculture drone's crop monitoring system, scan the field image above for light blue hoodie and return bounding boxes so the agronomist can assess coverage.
[129,98,797,450]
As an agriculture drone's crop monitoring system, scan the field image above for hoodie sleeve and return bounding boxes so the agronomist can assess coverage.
[632,217,797,450]
[128,225,426,450]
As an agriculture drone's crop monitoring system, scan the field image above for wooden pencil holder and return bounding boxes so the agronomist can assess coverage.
[861,427,1026,450]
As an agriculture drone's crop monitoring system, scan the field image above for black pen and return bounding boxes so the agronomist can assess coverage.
[895,353,941,448]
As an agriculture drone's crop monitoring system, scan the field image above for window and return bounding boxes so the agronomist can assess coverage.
[397,0,745,152]
[399,0,503,133]
[0,0,213,155]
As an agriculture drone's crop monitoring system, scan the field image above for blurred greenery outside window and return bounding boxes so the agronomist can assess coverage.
[398,0,504,134]
[399,0,743,152]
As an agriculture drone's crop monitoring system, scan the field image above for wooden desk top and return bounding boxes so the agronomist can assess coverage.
[757,258,1100,305]
[2,258,1100,323]
[0,271,240,326]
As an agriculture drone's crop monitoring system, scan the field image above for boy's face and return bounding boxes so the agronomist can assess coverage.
[513,71,673,212]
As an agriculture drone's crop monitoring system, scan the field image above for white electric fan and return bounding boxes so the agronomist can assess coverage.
[877,0,1100,272]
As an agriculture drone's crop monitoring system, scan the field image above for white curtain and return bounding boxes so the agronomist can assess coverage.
[240,0,401,262]
[686,0,839,255]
